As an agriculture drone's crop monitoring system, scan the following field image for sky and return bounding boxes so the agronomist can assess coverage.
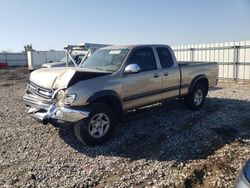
[1,0,250,52]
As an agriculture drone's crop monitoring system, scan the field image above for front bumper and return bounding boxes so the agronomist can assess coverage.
[23,94,89,125]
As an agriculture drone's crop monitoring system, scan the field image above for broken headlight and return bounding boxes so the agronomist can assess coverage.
[64,94,76,105]
[55,90,76,105]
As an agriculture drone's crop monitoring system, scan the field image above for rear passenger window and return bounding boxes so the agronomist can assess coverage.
[156,47,174,68]
[127,48,157,71]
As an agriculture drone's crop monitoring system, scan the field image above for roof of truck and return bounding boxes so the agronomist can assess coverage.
[101,44,170,50]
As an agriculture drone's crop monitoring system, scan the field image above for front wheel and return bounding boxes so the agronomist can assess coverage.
[74,103,116,146]
[184,84,206,111]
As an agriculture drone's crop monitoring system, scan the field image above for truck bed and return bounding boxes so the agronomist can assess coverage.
[178,61,218,96]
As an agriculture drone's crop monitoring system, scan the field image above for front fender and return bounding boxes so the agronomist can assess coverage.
[85,90,121,104]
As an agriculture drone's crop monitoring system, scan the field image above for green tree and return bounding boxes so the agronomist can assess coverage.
[23,44,34,52]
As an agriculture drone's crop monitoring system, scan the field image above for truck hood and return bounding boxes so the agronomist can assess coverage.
[30,67,111,89]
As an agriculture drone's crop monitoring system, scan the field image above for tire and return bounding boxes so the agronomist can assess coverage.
[184,84,206,111]
[74,103,116,146]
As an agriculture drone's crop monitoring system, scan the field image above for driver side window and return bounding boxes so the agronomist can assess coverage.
[127,48,157,72]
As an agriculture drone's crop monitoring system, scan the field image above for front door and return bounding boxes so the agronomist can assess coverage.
[121,47,162,110]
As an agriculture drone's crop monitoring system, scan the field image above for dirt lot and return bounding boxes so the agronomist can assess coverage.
[0,68,250,188]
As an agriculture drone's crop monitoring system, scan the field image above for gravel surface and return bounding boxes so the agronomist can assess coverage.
[0,68,250,188]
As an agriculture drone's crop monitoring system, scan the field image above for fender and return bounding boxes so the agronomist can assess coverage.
[85,90,123,119]
[188,74,208,93]
[86,90,121,103]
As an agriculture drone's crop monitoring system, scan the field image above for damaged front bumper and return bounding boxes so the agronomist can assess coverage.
[23,94,89,125]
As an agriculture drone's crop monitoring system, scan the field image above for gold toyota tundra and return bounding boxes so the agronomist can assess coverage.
[23,45,218,145]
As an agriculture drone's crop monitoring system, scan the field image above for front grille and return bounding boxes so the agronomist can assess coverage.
[27,81,53,99]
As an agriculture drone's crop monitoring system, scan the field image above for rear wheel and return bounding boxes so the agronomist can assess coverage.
[74,103,116,146]
[184,84,206,111]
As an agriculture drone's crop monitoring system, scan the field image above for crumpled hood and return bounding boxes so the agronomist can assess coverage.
[30,67,111,89]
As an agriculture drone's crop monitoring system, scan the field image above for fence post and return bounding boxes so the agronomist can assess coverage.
[190,48,194,62]
[5,52,7,65]
[234,45,240,82]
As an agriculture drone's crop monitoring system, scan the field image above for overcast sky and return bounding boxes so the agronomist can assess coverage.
[1,0,250,51]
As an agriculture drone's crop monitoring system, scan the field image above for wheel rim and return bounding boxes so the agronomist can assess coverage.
[194,89,203,106]
[88,113,110,138]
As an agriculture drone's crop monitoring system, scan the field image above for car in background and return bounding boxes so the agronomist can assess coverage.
[42,43,110,68]
[42,54,85,68]
[235,159,250,188]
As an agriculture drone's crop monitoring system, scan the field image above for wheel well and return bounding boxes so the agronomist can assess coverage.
[196,78,209,95]
[89,96,123,121]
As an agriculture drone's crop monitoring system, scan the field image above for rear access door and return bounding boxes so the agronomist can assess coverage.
[155,46,181,99]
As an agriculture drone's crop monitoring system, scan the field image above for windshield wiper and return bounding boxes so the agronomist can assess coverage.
[82,67,112,72]
[92,67,113,72]
[93,67,105,71]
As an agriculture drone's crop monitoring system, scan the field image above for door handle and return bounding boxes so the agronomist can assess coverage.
[164,72,169,76]
[153,73,159,78]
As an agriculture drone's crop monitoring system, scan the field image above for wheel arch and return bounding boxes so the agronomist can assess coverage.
[85,90,123,121]
[189,75,209,95]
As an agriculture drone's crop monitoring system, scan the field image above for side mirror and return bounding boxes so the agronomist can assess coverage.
[124,64,141,74]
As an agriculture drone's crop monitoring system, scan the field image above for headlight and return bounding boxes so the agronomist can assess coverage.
[64,94,76,105]
[55,90,76,105]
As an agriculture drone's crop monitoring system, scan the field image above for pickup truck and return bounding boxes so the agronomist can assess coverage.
[23,44,218,146]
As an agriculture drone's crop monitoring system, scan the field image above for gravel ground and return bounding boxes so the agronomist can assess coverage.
[0,68,250,188]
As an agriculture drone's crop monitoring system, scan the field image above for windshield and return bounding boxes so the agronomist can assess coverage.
[81,48,129,72]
